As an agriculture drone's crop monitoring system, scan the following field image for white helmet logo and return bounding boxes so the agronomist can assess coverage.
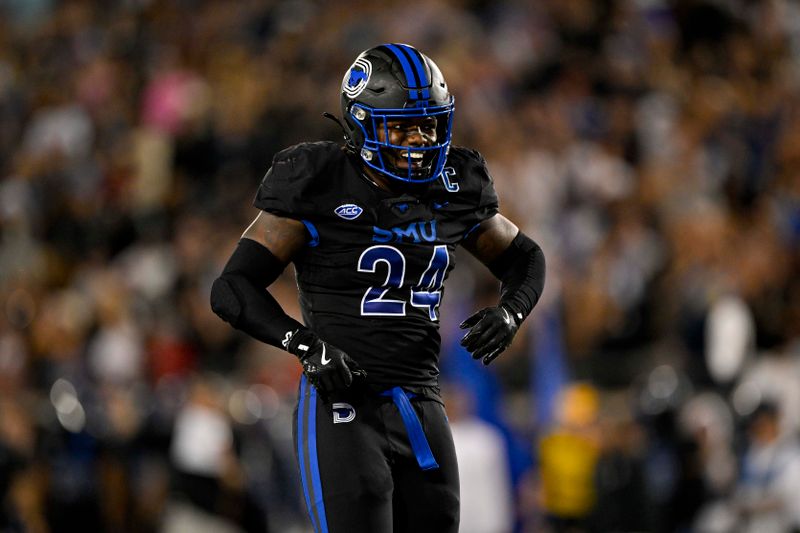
[343,56,372,98]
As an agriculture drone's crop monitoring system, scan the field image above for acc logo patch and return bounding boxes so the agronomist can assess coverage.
[343,56,372,98]
[335,203,363,220]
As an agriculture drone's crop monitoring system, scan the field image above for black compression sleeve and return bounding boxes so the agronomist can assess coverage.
[210,238,305,349]
[487,231,545,324]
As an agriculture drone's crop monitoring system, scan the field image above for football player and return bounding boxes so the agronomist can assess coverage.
[211,43,545,533]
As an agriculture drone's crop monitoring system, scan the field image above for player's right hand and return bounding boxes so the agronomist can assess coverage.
[284,329,366,394]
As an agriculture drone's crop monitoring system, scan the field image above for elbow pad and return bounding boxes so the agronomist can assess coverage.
[210,238,305,348]
[210,277,244,325]
[487,231,545,324]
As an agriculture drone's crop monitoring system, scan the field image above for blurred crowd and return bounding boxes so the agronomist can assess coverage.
[1,0,800,531]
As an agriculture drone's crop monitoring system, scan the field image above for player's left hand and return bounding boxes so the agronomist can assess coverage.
[459,305,519,365]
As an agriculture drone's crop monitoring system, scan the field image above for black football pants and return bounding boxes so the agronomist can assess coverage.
[293,376,460,533]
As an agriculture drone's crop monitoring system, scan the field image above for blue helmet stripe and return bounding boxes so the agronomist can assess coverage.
[398,44,430,100]
[384,43,420,100]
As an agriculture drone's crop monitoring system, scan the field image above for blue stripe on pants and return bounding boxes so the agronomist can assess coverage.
[297,377,319,533]
[308,384,329,532]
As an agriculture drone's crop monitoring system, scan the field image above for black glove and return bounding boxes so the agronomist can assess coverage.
[459,305,519,365]
[284,329,366,394]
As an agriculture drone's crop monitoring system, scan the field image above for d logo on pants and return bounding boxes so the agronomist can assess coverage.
[332,403,356,424]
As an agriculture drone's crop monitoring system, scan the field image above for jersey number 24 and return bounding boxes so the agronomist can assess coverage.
[357,245,449,321]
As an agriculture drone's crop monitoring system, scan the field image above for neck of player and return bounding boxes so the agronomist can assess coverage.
[361,165,432,197]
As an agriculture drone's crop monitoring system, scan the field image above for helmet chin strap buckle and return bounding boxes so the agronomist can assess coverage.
[361,148,374,161]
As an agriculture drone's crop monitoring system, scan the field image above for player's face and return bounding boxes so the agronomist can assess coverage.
[378,117,438,171]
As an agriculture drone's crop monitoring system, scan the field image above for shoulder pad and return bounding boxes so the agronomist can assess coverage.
[253,142,342,218]
[449,146,488,167]
[440,146,499,235]
[446,146,498,207]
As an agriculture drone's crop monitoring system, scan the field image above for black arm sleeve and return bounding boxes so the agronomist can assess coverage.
[487,231,546,324]
[210,238,305,350]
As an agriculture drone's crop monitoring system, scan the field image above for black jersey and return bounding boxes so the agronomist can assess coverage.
[254,141,498,387]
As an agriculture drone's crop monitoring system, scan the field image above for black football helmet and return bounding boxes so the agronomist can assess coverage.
[340,44,454,183]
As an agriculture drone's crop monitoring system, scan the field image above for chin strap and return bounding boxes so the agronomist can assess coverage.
[323,112,351,143]
[323,112,359,156]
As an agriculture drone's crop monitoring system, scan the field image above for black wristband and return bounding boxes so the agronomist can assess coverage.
[487,231,545,324]
[284,328,319,360]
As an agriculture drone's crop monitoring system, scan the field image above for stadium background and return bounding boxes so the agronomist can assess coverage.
[1,0,799,531]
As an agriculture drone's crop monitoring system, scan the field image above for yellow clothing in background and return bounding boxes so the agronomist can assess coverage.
[539,431,600,518]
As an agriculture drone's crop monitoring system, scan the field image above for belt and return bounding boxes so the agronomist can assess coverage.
[380,387,439,471]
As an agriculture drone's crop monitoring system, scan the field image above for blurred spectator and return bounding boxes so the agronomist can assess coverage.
[445,384,514,533]
[591,397,649,532]
[705,293,755,386]
[732,401,800,533]
[0,396,46,532]
[537,383,601,533]
[164,375,269,533]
